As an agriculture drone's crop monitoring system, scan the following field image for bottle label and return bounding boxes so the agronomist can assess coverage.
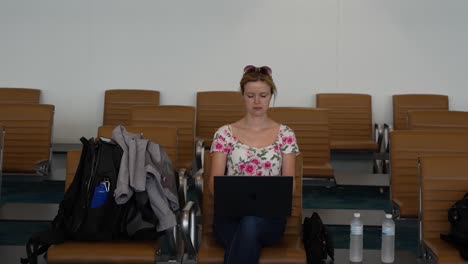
[382,227,395,236]
[351,226,363,235]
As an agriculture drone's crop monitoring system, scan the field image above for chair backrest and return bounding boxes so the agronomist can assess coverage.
[202,150,303,237]
[103,89,160,126]
[392,94,449,130]
[97,125,178,166]
[316,93,377,151]
[0,88,41,104]
[408,110,468,132]
[0,104,54,173]
[390,130,468,218]
[130,105,195,170]
[196,91,245,147]
[269,107,333,177]
[419,155,468,241]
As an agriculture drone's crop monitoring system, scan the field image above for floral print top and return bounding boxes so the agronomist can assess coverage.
[210,124,299,176]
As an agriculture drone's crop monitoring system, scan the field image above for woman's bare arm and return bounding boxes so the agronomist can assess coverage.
[281,153,296,194]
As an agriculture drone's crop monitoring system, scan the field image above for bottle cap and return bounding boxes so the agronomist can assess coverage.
[354,212,360,217]
[385,214,392,219]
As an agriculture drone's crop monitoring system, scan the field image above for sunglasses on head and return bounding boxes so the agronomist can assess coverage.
[243,65,272,76]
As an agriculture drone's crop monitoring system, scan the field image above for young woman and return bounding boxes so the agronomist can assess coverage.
[209,65,300,264]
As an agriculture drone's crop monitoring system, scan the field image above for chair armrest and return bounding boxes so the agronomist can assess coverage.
[159,203,202,262]
[420,240,437,264]
[35,159,51,176]
[194,138,205,174]
[194,168,204,211]
[374,123,384,153]
[181,201,199,258]
[391,200,401,219]
[373,159,383,174]
[178,168,188,206]
[372,124,389,173]
[156,223,185,262]
[383,123,393,153]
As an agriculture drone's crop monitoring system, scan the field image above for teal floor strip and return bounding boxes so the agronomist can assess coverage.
[2,180,64,204]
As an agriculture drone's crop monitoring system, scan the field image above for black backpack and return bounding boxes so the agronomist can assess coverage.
[440,192,468,261]
[21,137,135,264]
[302,211,334,264]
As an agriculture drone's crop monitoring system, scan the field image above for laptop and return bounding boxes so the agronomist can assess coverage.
[213,176,293,217]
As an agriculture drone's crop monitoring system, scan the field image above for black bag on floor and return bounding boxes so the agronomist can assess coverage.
[302,211,334,264]
[21,137,133,264]
[440,192,468,261]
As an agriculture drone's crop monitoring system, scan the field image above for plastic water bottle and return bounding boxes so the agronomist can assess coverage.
[381,214,395,263]
[349,212,363,262]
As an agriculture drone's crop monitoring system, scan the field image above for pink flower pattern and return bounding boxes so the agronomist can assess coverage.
[210,124,299,176]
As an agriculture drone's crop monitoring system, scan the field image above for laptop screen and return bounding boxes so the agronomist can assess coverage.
[213,176,293,217]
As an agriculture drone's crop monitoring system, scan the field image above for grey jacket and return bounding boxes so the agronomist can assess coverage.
[112,125,179,231]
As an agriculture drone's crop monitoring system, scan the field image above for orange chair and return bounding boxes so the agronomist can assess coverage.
[48,149,164,264]
[102,89,160,126]
[419,156,468,264]
[196,91,245,148]
[0,88,41,104]
[49,127,196,263]
[0,104,54,174]
[392,94,448,130]
[389,130,468,218]
[195,151,306,264]
[269,107,333,178]
[316,93,378,152]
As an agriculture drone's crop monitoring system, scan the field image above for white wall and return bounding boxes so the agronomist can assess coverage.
[1,0,467,143]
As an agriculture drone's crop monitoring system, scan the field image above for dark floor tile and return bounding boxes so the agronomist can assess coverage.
[303,185,391,211]
[0,221,50,245]
[2,181,64,204]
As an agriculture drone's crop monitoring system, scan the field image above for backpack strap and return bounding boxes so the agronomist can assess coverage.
[21,228,65,264]
[21,237,50,264]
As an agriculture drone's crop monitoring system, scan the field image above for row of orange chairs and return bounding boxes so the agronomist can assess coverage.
[0,88,457,179]
[63,124,468,263]
[3,91,468,263]
[0,87,451,146]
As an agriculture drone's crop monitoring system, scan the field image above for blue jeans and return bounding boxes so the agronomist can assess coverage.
[213,215,287,264]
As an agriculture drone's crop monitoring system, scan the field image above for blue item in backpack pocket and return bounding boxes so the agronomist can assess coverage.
[90,181,110,208]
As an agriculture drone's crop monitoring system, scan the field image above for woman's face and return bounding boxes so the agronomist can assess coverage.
[242,81,272,117]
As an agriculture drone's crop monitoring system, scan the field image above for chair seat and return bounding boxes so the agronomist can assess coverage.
[423,238,468,263]
[47,241,158,264]
[330,139,378,151]
[303,163,334,178]
[198,234,306,264]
